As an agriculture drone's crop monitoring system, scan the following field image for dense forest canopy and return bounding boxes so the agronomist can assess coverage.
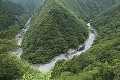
[0,0,120,80]
[0,0,31,79]
[51,2,120,80]
[21,0,120,64]
[9,0,44,13]
[0,0,30,31]
[21,0,89,64]
[55,0,120,21]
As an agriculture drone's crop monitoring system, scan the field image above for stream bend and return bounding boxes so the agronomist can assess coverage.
[11,17,97,72]
[31,23,97,72]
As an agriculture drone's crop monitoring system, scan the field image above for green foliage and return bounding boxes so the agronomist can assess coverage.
[21,0,120,64]
[51,72,78,80]
[0,0,30,55]
[51,2,120,80]
[18,70,51,80]
[1,0,120,79]
[0,1,32,79]
[9,0,44,13]
[55,0,120,21]
[0,53,26,80]
[0,0,30,31]
[21,0,89,64]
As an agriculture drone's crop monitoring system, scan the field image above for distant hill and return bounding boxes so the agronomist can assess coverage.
[56,0,120,21]
[9,0,44,13]
[0,0,30,31]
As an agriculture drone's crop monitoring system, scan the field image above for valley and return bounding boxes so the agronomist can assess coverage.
[0,0,120,80]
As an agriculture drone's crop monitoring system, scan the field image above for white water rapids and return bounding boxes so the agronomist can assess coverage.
[11,17,97,72]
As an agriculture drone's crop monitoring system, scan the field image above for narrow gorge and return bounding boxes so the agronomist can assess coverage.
[0,0,120,80]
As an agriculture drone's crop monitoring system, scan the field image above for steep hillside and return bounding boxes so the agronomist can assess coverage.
[51,2,120,80]
[9,0,44,13]
[0,0,30,31]
[1,0,119,80]
[0,0,30,54]
[21,0,89,64]
[21,0,120,64]
[0,1,31,79]
[56,0,120,21]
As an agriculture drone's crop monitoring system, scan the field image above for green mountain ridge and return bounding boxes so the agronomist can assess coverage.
[21,0,120,64]
[9,0,44,13]
[0,0,30,31]
[21,0,89,64]
[51,2,120,80]
[54,0,120,21]
[0,0,120,80]
[0,0,30,54]
[0,1,31,80]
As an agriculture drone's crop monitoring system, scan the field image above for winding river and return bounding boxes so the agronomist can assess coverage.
[11,17,97,72]
[11,17,32,58]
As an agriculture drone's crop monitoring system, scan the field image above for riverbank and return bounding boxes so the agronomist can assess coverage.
[31,23,97,72]
[11,17,32,58]
[11,18,97,72]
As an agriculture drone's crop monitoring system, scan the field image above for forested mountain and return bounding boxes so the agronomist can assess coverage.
[21,0,89,64]
[0,0,31,79]
[1,0,120,80]
[9,0,44,13]
[0,0,30,57]
[55,0,120,21]
[21,0,120,64]
[51,2,120,80]
[0,0,30,55]
[0,0,30,31]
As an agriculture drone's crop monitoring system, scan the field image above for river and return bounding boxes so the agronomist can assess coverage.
[11,17,97,72]
[11,17,32,58]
